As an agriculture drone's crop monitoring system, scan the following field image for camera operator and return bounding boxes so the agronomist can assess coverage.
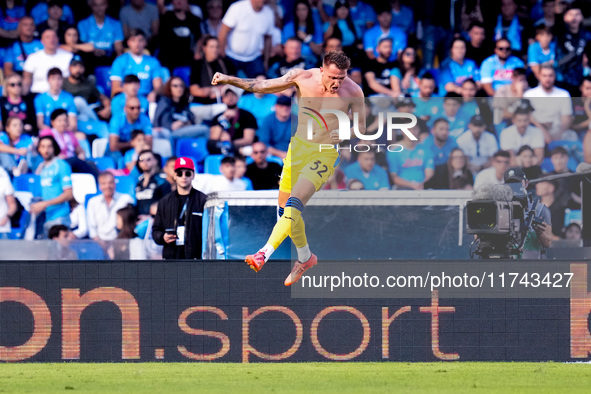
[504,167,553,257]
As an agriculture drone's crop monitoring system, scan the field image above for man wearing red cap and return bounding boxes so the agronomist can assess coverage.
[152,157,208,259]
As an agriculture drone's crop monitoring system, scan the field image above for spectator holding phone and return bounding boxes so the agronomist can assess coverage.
[152,157,208,260]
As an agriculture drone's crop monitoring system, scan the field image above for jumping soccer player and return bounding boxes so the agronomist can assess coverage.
[211,51,365,285]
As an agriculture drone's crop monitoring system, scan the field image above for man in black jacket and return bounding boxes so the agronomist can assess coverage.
[152,157,208,259]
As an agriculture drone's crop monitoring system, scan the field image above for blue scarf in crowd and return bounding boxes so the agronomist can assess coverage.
[494,15,521,52]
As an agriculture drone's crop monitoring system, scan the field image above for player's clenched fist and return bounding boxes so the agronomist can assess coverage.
[329,129,341,143]
[211,72,228,85]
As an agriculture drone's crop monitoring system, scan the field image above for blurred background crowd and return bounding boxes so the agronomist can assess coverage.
[0,0,589,248]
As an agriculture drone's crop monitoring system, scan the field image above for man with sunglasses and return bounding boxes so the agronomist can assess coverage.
[135,149,171,218]
[152,157,208,260]
[480,37,525,97]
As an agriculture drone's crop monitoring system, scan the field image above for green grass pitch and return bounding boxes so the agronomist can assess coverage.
[0,362,590,393]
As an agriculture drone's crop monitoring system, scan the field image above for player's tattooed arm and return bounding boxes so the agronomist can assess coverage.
[212,69,301,93]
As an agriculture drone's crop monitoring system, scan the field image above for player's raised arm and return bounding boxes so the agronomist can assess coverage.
[211,69,302,94]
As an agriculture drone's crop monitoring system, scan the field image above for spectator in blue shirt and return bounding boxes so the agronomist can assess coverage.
[30,135,74,236]
[109,96,152,155]
[389,0,415,35]
[0,117,33,175]
[421,118,459,167]
[412,72,442,126]
[457,78,481,121]
[347,0,376,37]
[35,0,70,41]
[480,38,525,96]
[31,0,74,26]
[3,17,42,77]
[387,121,434,190]
[344,150,390,190]
[282,0,323,63]
[493,0,528,56]
[257,95,292,159]
[111,74,149,117]
[238,76,278,126]
[34,68,77,132]
[363,4,406,62]
[323,1,361,50]
[438,37,481,95]
[528,24,555,82]
[110,29,163,102]
[390,46,421,97]
[77,0,124,61]
[0,0,25,35]
[439,93,470,139]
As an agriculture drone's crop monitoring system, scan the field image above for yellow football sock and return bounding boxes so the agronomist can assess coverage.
[267,205,302,249]
[291,215,307,248]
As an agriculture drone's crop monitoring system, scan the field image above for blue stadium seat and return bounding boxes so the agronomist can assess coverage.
[84,192,101,209]
[267,156,284,166]
[161,67,171,82]
[95,66,112,97]
[204,155,224,175]
[115,175,136,199]
[176,137,208,164]
[8,210,30,240]
[70,241,106,260]
[79,138,92,158]
[91,156,116,171]
[564,209,582,227]
[13,174,41,197]
[172,66,191,86]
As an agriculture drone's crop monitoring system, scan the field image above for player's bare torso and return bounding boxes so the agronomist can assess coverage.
[292,68,363,145]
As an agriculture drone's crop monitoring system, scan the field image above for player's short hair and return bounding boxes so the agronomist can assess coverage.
[493,150,511,159]
[48,224,69,240]
[322,51,351,71]
[512,67,526,78]
[47,67,63,79]
[123,74,141,84]
[221,156,236,165]
[581,75,591,85]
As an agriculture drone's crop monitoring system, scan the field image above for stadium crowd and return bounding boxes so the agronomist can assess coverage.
[0,0,589,248]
